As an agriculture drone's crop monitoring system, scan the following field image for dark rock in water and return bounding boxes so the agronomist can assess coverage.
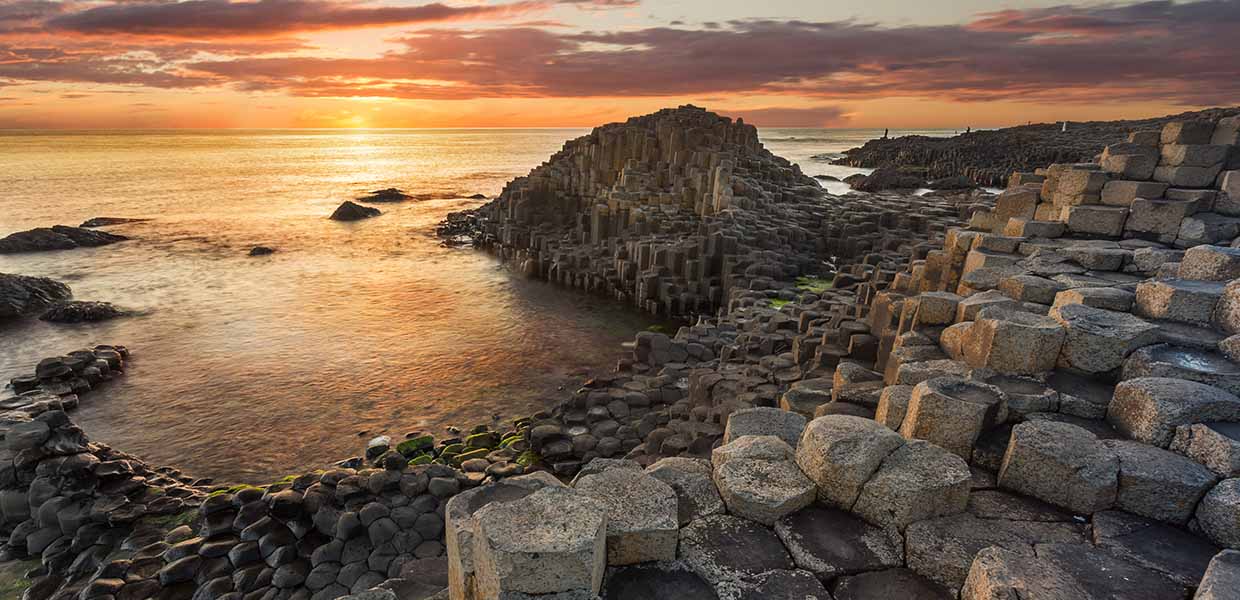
[813,174,841,182]
[330,201,381,221]
[602,564,717,600]
[0,225,128,254]
[248,246,276,256]
[926,175,976,190]
[39,301,125,323]
[358,188,412,202]
[842,174,867,187]
[468,193,487,200]
[851,167,923,192]
[0,273,73,319]
[79,217,151,228]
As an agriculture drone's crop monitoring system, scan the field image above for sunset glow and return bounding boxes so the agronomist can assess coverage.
[2,0,1238,129]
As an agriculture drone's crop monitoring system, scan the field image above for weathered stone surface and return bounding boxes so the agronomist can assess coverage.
[575,467,679,565]
[1215,280,1240,334]
[599,564,717,600]
[1135,279,1225,325]
[899,377,1007,460]
[832,568,953,600]
[874,385,914,431]
[1170,422,1240,477]
[445,472,563,600]
[472,486,606,597]
[962,543,1187,600]
[795,415,905,508]
[963,308,1066,376]
[712,435,793,467]
[780,378,833,419]
[1123,344,1240,397]
[853,440,971,532]
[713,455,814,526]
[1103,439,1218,524]
[737,569,830,600]
[1197,478,1240,549]
[678,514,793,589]
[1196,549,1240,600]
[1091,510,1220,587]
[722,407,806,449]
[905,512,1086,590]
[645,457,724,526]
[774,506,902,580]
[1109,377,1240,448]
[1180,245,1240,281]
[998,420,1118,514]
[1049,303,1159,374]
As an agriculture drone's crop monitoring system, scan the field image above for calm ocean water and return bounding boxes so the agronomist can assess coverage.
[0,126,951,483]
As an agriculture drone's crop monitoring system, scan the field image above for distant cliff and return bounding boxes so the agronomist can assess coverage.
[835,107,1240,187]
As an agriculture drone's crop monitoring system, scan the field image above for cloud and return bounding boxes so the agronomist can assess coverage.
[2,0,1238,108]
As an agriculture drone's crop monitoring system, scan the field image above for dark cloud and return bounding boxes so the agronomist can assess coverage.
[46,0,549,37]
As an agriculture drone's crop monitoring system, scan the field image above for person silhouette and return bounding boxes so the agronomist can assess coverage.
[883,128,889,139]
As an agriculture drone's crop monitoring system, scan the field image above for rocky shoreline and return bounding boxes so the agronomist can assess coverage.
[835,106,1240,187]
[3,105,1240,599]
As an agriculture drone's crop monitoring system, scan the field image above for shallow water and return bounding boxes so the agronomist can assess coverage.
[0,126,951,483]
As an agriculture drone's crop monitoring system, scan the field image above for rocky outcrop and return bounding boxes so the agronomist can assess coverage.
[0,226,128,254]
[836,106,1240,187]
[0,273,72,319]
[330,201,382,221]
[358,188,413,202]
[38,300,125,323]
[79,217,150,228]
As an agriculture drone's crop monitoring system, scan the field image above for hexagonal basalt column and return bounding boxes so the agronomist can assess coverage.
[962,308,1066,376]
[795,415,905,509]
[1050,304,1160,374]
[898,376,1007,460]
[998,420,1118,515]
[471,486,607,599]
[1110,377,1240,448]
[574,466,679,565]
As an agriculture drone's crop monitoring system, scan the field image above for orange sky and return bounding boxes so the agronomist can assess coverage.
[1,0,1236,129]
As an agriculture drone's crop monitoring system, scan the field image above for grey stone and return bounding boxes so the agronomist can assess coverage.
[1050,304,1160,374]
[853,439,971,533]
[678,514,793,589]
[575,467,679,565]
[1170,422,1240,477]
[830,568,952,600]
[1196,549,1240,600]
[713,456,814,526]
[998,420,1118,514]
[961,543,1187,600]
[1091,510,1220,587]
[774,506,902,580]
[722,407,806,449]
[1103,439,1218,524]
[1109,377,1240,448]
[645,457,724,526]
[899,377,1007,460]
[1197,478,1240,549]
[794,415,905,509]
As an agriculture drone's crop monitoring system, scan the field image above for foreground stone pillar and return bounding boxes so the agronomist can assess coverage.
[471,486,607,599]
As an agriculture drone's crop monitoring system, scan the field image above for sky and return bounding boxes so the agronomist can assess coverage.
[0,0,1237,129]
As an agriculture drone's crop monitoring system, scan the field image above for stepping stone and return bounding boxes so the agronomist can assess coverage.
[905,512,1087,590]
[853,440,971,533]
[1050,304,1160,374]
[1197,478,1240,549]
[1135,279,1225,325]
[1170,422,1240,477]
[738,569,830,600]
[998,420,1118,515]
[575,466,679,565]
[773,507,902,580]
[831,568,953,600]
[601,564,717,600]
[722,407,806,448]
[898,376,1007,460]
[1091,510,1220,587]
[1197,550,1240,600]
[795,415,905,508]
[679,514,793,588]
[1109,377,1240,448]
[713,456,814,526]
[962,308,1065,376]
[472,486,607,598]
[444,472,564,599]
[711,435,793,467]
[1103,440,1218,524]
[1123,343,1240,397]
[645,457,724,526]
[962,543,1188,600]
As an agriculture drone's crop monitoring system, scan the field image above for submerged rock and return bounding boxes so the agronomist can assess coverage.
[330,201,382,221]
[0,273,72,318]
[467,193,487,200]
[79,217,151,228]
[0,225,128,254]
[39,301,126,323]
[248,246,276,256]
[358,188,413,202]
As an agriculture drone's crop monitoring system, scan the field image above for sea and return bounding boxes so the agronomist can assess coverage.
[0,126,954,483]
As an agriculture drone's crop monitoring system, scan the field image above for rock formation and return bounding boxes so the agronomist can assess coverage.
[836,106,1240,187]
[330,201,382,221]
[358,188,413,203]
[0,273,72,319]
[0,226,128,254]
[39,300,125,323]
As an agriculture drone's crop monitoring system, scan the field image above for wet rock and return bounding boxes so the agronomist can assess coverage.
[678,514,793,589]
[0,225,128,254]
[80,217,150,228]
[330,201,382,221]
[39,301,126,323]
[358,188,413,202]
[248,246,276,256]
[0,273,72,319]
